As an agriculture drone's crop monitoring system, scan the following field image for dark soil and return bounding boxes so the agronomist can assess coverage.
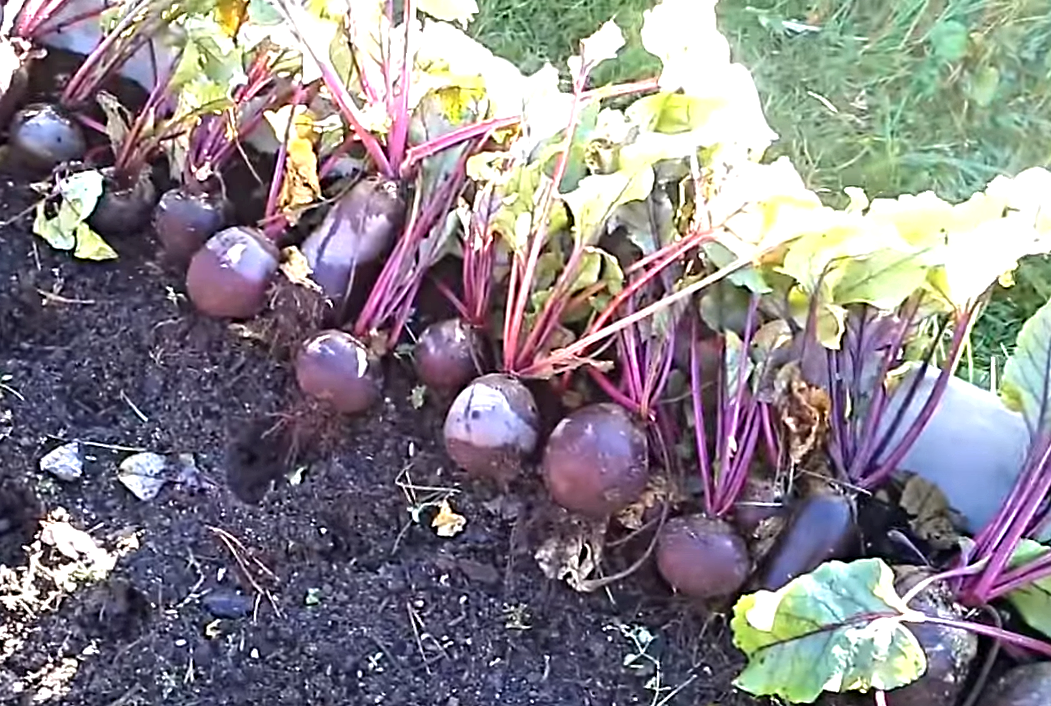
[0,167,762,705]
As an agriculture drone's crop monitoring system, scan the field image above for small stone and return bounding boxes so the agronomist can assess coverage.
[202,590,254,619]
[40,441,83,481]
[117,452,168,500]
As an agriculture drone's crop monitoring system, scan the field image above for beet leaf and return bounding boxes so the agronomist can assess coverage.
[32,169,115,260]
[766,169,1051,489]
[731,558,927,703]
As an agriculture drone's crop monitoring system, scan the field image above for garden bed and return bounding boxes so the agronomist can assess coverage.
[0,175,757,705]
[3,0,1051,704]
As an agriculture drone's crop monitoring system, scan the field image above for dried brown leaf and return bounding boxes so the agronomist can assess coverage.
[899,473,961,551]
[613,473,684,530]
[534,516,607,592]
[773,361,830,466]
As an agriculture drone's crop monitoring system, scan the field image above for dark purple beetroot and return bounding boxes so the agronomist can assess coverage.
[443,373,539,485]
[88,167,158,239]
[414,319,487,393]
[8,102,86,171]
[301,176,405,302]
[542,402,649,519]
[981,663,1051,706]
[879,566,977,706]
[153,187,231,266]
[185,226,280,320]
[757,491,857,591]
[656,514,751,599]
[295,330,383,414]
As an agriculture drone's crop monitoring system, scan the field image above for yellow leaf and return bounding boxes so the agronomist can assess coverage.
[265,106,322,223]
[73,224,118,261]
[279,135,322,222]
[214,0,248,38]
[431,500,466,537]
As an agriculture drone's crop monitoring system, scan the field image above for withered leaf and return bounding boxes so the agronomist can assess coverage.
[773,361,830,466]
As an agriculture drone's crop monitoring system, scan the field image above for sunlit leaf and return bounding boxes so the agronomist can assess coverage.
[264,106,321,221]
[639,0,775,154]
[416,20,531,121]
[831,249,930,310]
[215,0,248,37]
[567,19,625,77]
[562,168,655,245]
[416,0,478,27]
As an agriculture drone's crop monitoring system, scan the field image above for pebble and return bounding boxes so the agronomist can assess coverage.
[39,441,83,481]
[202,590,254,619]
[117,452,168,501]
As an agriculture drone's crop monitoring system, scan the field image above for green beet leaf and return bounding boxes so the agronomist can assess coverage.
[1004,539,1051,640]
[562,169,655,246]
[1001,296,1051,432]
[731,558,926,703]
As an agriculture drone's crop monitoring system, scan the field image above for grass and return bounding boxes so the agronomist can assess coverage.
[471,0,1051,388]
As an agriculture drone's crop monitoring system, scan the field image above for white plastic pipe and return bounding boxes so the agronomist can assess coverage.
[878,366,1048,540]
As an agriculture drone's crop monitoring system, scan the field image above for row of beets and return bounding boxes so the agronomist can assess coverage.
[1,0,862,622]
[6,90,833,613]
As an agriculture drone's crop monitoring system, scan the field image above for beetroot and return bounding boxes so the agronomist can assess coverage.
[153,187,231,266]
[414,319,488,393]
[542,403,649,519]
[301,177,405,303]
[185,226,280,320]
[656,514,751,599]
[757,491,857,591]
[880,566,978,706]
[443,374,539,484]
[982,663,1051,706]
[8,103,86,171]
[295,330,383,414]
[88,166,157,239]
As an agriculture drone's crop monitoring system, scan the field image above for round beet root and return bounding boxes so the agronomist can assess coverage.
[153,188,231,266]
[301,176,406,302]
[295,330,382,414]
[185,226,280,319]
[880,566,977,706]
[414,319,487,393]
[9,103,86,171]
[981,662,1051,706]
[542,403,649,519]
[656,515,751,599]
[443,374,539,484]
[88,167,157,239]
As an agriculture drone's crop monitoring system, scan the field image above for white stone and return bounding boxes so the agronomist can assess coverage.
[39,441,83,481]
[117,452,168,501]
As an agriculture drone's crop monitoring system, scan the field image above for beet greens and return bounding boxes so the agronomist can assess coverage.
[268,0,519,351]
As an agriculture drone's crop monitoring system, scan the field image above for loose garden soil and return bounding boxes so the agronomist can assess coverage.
[0,160,762,704]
